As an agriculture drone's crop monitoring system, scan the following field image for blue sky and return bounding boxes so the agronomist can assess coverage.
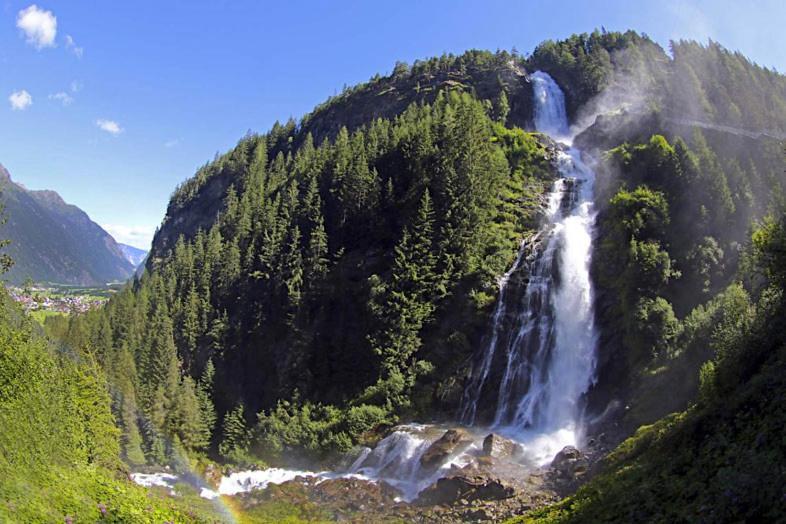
[1,0,784,249]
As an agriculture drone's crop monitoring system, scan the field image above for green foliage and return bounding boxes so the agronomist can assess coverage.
[595,183,678,369]
[342,404,389,438]
[632,297,680,359]
[494,90,510,124]
[593,130,781,401]
[219,403,250,462]
[367,190,438,407]
[750,213,786,289]
[253,398,391,461]
[196,359,217,448]
[0,289,212,521]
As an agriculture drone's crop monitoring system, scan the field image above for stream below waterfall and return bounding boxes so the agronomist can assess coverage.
[132,70,600,504]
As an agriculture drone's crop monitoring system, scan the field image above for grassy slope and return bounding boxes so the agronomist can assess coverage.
[0,290,218,523]
[509,343,786,523]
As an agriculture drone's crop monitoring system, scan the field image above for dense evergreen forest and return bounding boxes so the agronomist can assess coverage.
[48,91,558,465]
[3,29,785,521]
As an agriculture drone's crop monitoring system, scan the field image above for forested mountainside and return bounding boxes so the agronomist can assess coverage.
[53,91,559,465]
[0,165,134,285]
[22,29,786,522]
[151,30,786,267]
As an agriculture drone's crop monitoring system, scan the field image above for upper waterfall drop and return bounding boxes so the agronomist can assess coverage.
[459,71,599,464]
[530,71,571,140]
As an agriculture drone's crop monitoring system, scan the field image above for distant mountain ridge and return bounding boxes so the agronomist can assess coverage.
[118,243,148,267]
[0,164,135,285]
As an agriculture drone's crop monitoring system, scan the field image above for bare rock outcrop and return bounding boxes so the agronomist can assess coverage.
[420,429,473,470]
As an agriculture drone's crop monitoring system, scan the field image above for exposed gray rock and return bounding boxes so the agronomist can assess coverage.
[414,474,516,506]
[551,445,589,480]
[419,429,472,470]
[482,433,524,460]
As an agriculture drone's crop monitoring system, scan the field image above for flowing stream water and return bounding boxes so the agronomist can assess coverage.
[133,71,600,502]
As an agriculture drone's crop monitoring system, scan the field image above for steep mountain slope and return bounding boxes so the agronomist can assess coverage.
[150,49,535,262]
[0,164,134,285]
[119,243,148,267]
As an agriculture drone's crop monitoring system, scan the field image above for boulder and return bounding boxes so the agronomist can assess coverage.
[419,429,472,470]
[482,433,524,460]
[203,462,222,488]
[312,477,401,510]
[550,445,588,479]
[415,474,516,506]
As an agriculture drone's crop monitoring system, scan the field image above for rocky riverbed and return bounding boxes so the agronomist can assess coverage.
[133,424,614,522]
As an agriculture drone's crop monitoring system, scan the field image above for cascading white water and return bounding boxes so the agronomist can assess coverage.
[531,71,571,140]
[460,71,599,464]
[346,424,478,501]
[458,235,537,426]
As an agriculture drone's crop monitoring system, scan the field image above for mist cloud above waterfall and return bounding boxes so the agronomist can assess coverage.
[570,47,661,137]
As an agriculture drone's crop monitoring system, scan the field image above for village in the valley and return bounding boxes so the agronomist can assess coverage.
[8,284,111,315]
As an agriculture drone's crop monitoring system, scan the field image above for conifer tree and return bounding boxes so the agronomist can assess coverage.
[305,218,329,285]
[219,403,249,461]
[368,190,437,404]
[170,376,208,451]
[196,359,217,447]
[181,284,200,366]
[112,346,146,465]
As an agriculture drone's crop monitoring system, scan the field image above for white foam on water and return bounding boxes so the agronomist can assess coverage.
[130,472,178,494]
[217,467,320,496]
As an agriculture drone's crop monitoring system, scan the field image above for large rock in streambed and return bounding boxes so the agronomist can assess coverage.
[415,475,516,507]
[311,477,402,511]
[419,429,473,470]
[550,445,589,480]
[414,474,516,506]
[237,475,403,513]
[482,433,524,460]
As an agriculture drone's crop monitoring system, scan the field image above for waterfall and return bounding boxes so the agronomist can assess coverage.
[142,72,603,504]
[531,71,570,140]
[460,71,598,464]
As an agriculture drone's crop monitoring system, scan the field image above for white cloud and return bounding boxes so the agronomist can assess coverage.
[16,5,57,49]
[96,119,123,135]
[70,80,82,93]
[49,91,73,106]
[9,90,32,110]
[102,224,156,250]
[164,138,181,148]
[64,34,83,58]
